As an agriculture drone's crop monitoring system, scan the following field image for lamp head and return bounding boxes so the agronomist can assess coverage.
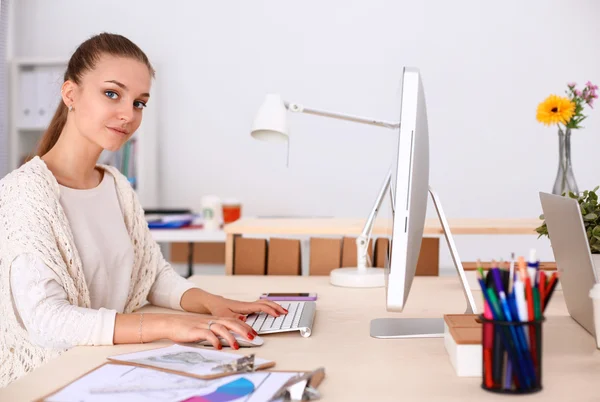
[251,93,289,143]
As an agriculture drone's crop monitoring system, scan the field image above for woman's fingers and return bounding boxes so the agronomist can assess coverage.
[256,300,288,315]
[192,328,221,350]
[217,318,258,340]
[208,323,238,349]
[251,301,285,317]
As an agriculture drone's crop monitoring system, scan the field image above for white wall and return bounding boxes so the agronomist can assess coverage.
[10,0,600,271]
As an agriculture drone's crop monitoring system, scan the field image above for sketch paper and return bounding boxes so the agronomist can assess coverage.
[107,344,274,377]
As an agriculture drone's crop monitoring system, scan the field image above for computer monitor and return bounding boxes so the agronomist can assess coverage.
[386,67,429,312]
[370,67,478,338]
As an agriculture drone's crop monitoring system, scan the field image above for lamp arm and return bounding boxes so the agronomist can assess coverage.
[356,169,393,272]
[284,102,400,130]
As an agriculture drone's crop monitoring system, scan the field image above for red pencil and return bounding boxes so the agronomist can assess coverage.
[539,271,546,311]
[484,349,493,388]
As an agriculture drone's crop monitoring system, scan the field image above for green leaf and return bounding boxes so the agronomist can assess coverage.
[584,213,598,221]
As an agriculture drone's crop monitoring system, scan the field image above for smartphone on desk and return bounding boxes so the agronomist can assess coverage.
[260,292,317,301]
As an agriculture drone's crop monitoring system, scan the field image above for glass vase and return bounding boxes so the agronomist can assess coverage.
[552,127,579,196]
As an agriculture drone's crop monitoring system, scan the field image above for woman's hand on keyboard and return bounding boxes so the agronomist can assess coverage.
[206,297,288,321]
[166,315,258,350]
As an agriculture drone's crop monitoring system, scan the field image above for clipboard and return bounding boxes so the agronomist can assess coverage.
[105,343,276,380]
[36,361,326,402]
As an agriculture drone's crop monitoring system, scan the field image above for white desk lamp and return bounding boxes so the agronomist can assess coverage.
[251,94,400,288]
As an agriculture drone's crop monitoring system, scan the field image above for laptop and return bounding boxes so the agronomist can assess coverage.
[539,192,599,336]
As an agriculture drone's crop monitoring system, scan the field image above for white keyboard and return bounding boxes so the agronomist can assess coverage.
[245,301,316,338]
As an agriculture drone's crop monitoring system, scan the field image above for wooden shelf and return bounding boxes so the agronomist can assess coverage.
[462,261,557,271]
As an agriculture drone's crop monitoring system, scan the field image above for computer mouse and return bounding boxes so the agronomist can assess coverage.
[197,332,264,348]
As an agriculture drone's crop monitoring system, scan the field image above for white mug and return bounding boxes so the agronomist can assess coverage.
[200,195,222,231]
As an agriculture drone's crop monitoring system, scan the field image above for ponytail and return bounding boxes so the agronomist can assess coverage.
[37,101,68,156]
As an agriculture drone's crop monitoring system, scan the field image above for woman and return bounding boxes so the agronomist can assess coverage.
[0,32,287,387]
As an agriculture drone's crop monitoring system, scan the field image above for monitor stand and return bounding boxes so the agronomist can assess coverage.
[370,186,478,339]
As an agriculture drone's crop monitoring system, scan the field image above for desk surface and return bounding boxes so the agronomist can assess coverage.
[2,276,598,401]
[224,217,542,236]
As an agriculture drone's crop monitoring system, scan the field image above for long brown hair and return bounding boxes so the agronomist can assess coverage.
[36,33,155,156]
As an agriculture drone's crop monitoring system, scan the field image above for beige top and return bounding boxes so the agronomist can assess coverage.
[58,171,135,311]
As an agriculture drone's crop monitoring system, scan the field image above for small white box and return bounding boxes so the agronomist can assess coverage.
[443,315,482,377]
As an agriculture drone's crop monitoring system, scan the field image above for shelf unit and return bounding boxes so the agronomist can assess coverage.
[8,57,159,208]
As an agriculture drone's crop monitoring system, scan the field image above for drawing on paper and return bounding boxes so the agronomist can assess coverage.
[128,350,234,373]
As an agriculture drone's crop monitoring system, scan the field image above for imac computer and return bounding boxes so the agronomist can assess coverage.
[250,67,477,338]
[368,67,478,338]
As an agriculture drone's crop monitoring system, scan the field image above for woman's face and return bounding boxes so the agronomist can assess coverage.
[65,55,151,152]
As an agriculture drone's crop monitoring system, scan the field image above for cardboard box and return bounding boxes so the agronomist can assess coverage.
[309,237,342,275]
[417,237,439,276]
[234,237,267,275]
[267,238,301,275]
[170,242,225,264]
[374,237,439,276]
[374,237,390,268]
[341,237,374,268]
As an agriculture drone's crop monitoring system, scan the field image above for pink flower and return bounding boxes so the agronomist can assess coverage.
[568,82,577,88]
[575,89,582,97]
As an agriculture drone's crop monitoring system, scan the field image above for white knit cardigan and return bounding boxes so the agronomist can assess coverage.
[0,156,160,388]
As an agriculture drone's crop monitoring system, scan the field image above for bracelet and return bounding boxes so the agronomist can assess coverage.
[139,313,144,344]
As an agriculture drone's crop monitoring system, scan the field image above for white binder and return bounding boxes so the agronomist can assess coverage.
[17,68,36,128]
[34,66,63,128]
[18,66,63,129]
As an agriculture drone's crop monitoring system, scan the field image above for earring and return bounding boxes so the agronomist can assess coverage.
[68,105,73,112]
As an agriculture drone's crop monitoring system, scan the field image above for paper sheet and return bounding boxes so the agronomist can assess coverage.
[43,363,299,402]
[107,344,273,377]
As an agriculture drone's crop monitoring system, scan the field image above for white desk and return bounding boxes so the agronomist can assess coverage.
[2,276,599,401]
[150,228,226,243]
[150,228,226,277]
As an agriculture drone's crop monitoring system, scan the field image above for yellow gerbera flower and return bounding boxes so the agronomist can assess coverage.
[536,95,575,126]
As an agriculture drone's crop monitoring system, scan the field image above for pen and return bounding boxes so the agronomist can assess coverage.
[477,263,494,389]
[539,271,546,312]
[543,272,560,313]
[527,249,539,287]
[504,253,515,390]
[485,263,504,387]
